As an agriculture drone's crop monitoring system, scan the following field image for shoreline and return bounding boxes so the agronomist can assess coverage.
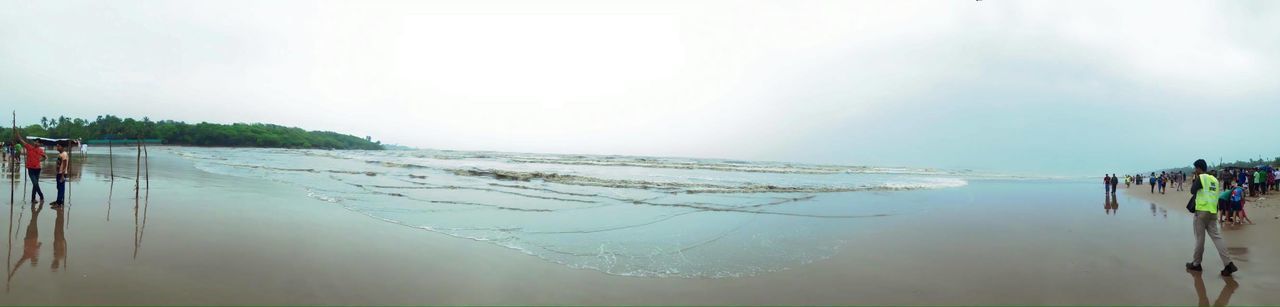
[2,149,1278,304]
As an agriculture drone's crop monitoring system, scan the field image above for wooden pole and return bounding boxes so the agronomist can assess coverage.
[6,158,13,293]
[133,189,139,259]
[7,111,14,291]
[134,139,140,201]
[109,139,113,178]
[107,139,113,222]
[143,143,148,191]
[15,112,25,203]
[65,144,71,227]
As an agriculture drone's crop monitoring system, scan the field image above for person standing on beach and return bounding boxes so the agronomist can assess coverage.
[1159,172,1167,194]
[1149,172,1157,193]
[52,141,69,207]
[1264,167,1274,191]
[1110,174,1118,194]
[1125,175,1132,188]
[13,129,45,203]
[1253,169,1265,196]
[1104,174,1111,194]
[1186,159,1237,276]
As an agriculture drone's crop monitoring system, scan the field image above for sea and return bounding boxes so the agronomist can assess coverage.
[173,147,1026,278]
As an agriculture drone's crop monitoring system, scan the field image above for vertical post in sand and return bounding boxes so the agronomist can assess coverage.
[143,142,149,191]
[133,137,141,259]
[107,140,113,221]
[7,111,14,292]
[14,111,25,203]
[109,139,114,178]
[133,185,139,259]
[134,139,141,201]
[66,141,71,227]
[6,155,13,293]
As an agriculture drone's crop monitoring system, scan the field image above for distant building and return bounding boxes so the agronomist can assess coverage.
[24,137,82,151]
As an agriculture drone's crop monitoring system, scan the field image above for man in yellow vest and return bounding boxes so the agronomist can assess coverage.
[1186,159,1237,276]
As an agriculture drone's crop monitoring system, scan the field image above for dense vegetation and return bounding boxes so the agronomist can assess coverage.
[1158,157,1279,174]
[2,115,382,150]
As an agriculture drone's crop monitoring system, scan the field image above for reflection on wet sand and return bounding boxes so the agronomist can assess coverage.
[1104,193,1120,215]
[52,206,66,272]
[3,143,140,291]
[5,170,16,293]
[133,144,150,259]
[133,191,148,259]
[1191,270,1238,307]
[8,203,42,291]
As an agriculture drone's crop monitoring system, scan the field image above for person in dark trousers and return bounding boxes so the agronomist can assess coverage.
[1150,172,1157,193]
[1110,173,1118,194]
[13,129,45,203]
[51,141,70,207]
[1186,159,1238,276]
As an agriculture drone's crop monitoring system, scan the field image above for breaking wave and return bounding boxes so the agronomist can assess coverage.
[173,147,973,278]
[449,168,967,194]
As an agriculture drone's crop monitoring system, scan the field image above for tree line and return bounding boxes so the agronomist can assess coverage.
[1159,157,1280,174]
[2,115,383,150]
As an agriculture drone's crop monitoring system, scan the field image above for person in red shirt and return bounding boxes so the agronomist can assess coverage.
[13,129,45,203]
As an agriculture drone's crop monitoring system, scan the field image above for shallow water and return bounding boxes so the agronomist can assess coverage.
[1,148,1278,304]
[172,147,985,278]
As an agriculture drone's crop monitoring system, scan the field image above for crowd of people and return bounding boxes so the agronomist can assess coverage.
[2,141,18,162]
[1106,167,1276,226]
[1102,160,1279,277]
[1105,171,1189,195]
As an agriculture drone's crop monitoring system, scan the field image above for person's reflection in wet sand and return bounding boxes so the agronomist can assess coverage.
[7,171,15,293]
[8,203,42,283]
[1110,195,1119,214]
[1104,194,1120,215]
[1190,270,1238,307]
[1104,194,1113,215]
[52,205,66,272]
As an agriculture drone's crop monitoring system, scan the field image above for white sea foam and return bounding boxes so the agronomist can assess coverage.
[172,147,977,278]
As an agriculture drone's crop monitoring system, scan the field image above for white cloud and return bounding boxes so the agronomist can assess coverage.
[1,0,1277,174]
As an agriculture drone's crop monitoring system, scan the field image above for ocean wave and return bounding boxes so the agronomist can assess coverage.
[505,156,965,176]
[197,160,379,176]
[170,147,961,279]
[450,168,967,194]
[507,157,849,174]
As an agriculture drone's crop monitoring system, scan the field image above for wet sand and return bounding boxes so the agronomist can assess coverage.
[1,149,1278,305]
[1119,179,1280,282]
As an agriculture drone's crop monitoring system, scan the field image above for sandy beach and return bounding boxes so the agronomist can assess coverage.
[1118,178,1280,290]
[1,148,1278,305]
[1121,177,1280,249]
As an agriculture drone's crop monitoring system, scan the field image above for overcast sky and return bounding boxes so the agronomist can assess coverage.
[2,0,1278,175]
